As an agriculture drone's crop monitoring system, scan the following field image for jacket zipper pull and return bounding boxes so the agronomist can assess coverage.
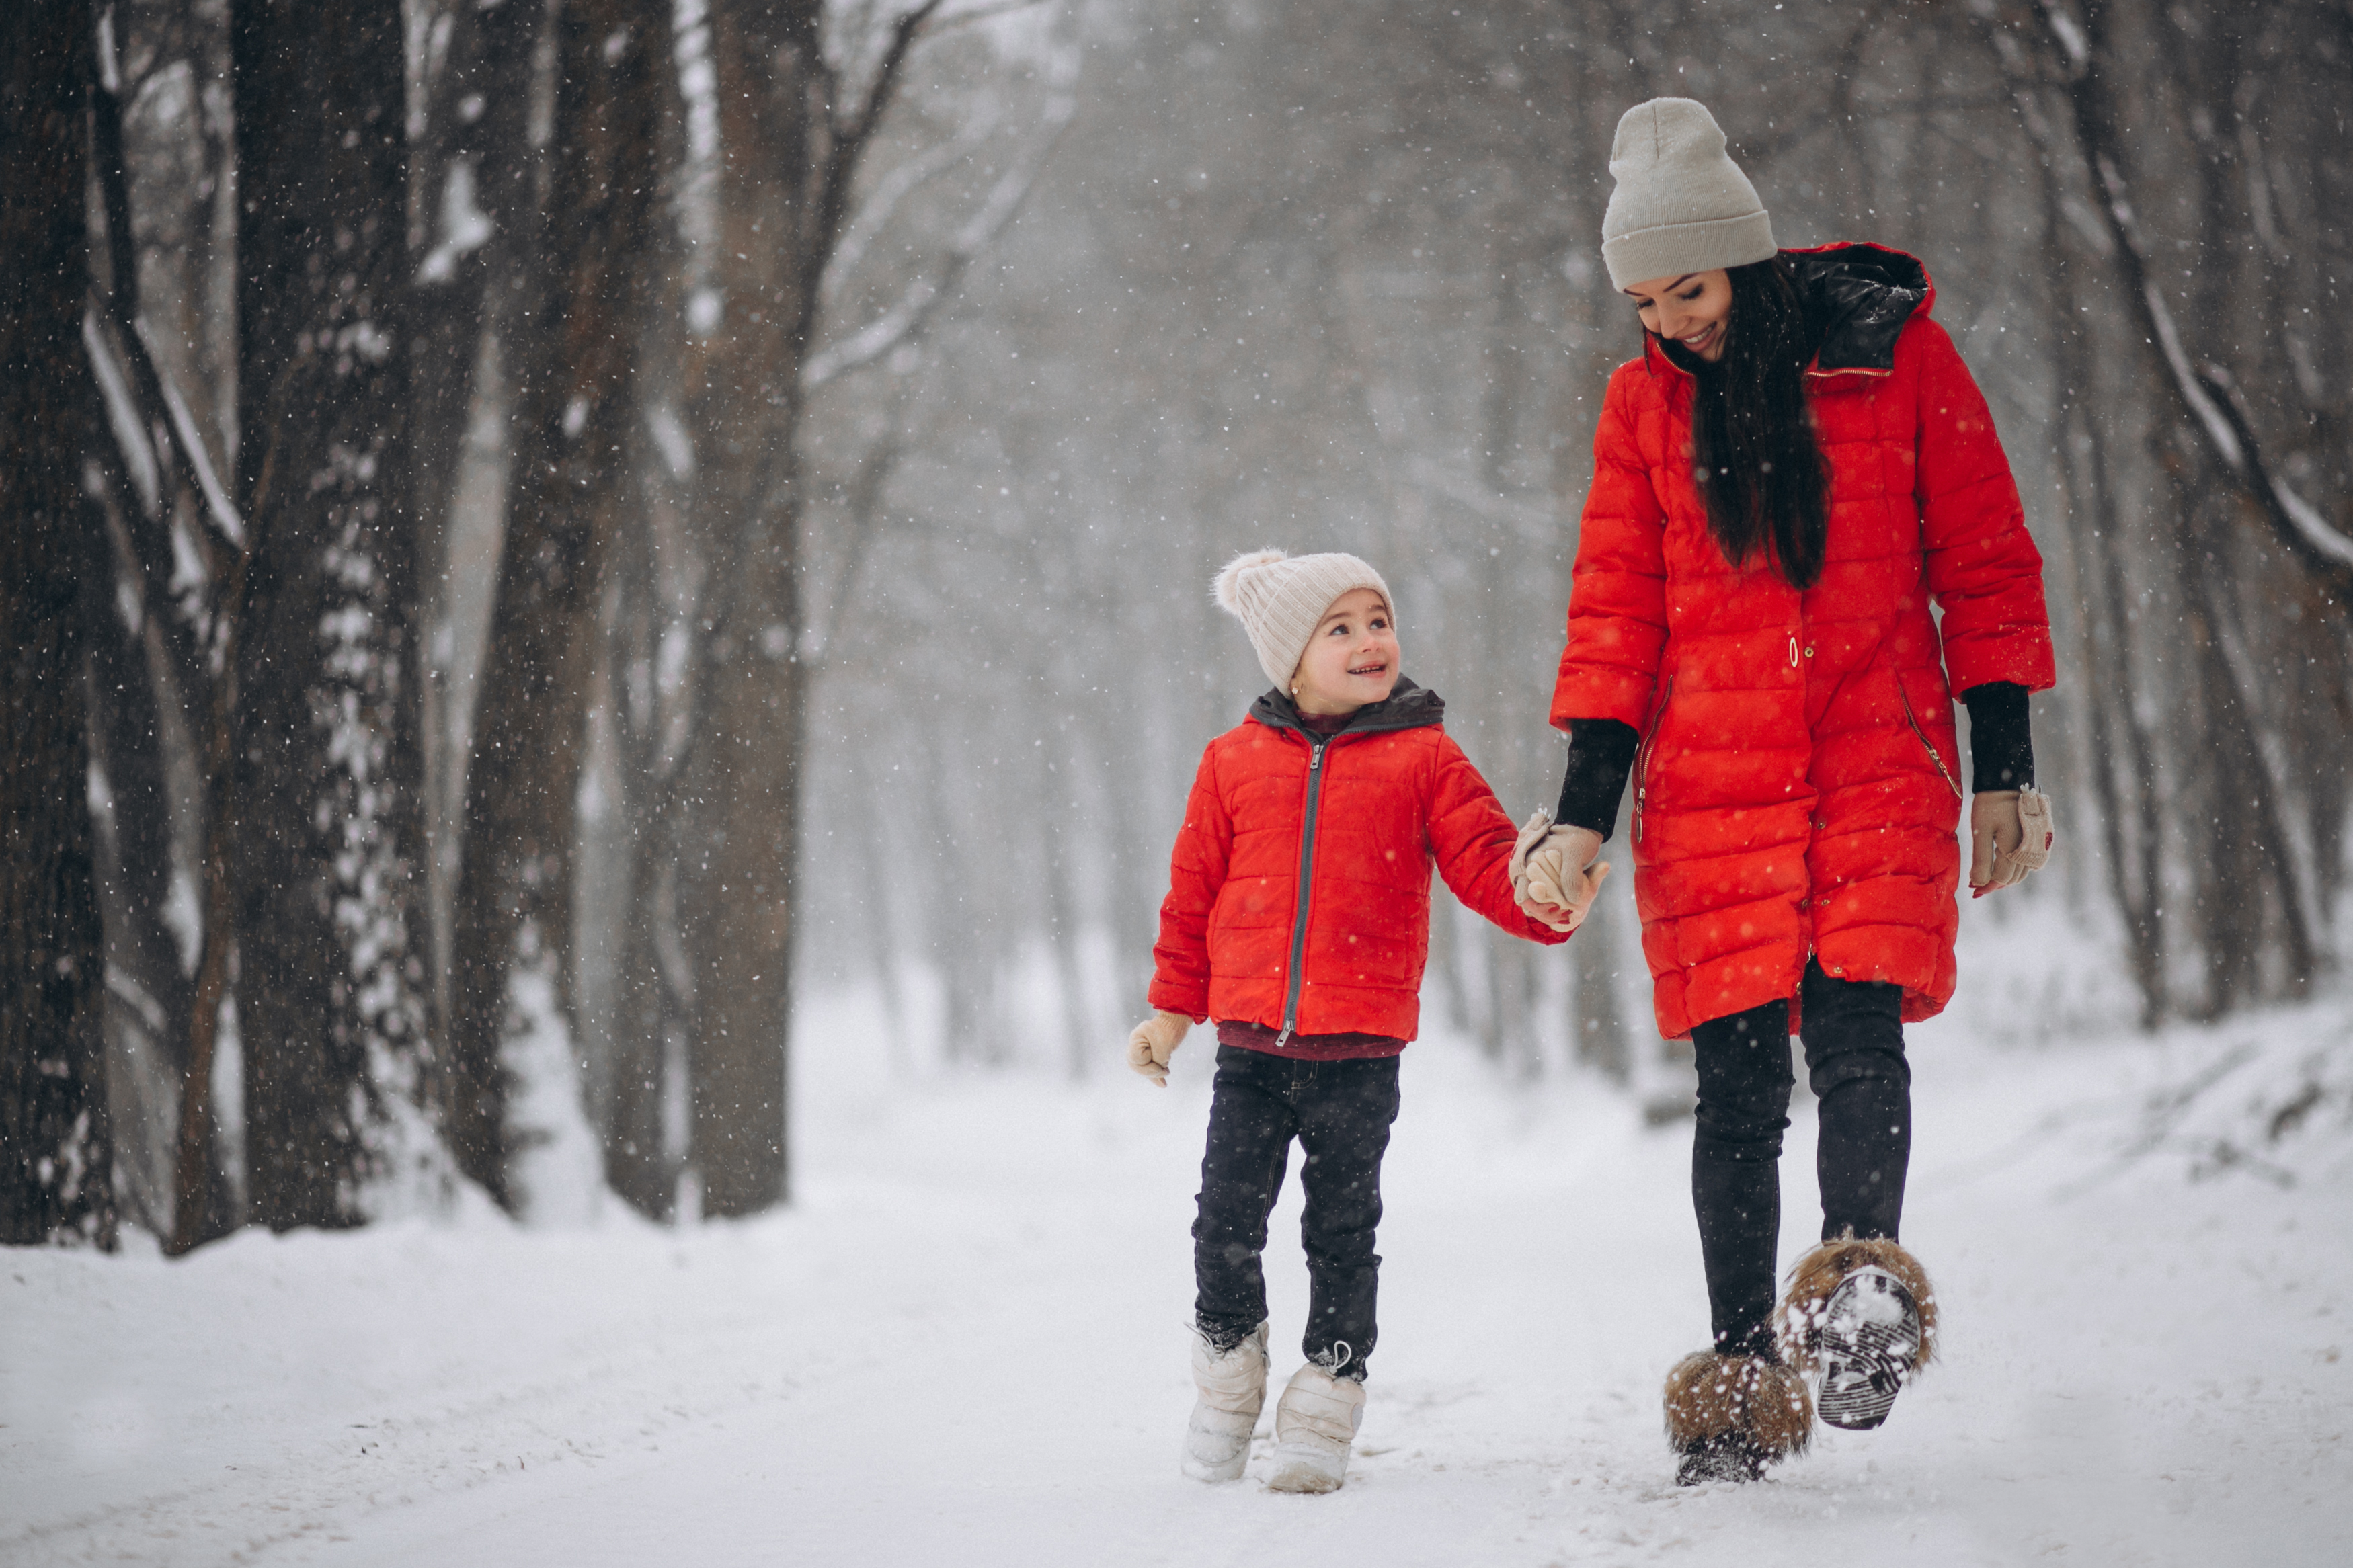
[1632,675,1671,848]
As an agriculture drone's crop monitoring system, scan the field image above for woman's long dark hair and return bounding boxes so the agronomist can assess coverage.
[1682,255,1831,589]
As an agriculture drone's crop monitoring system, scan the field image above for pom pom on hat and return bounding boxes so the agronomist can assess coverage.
[1211,548,1392,690]
[1213,548,1289,616]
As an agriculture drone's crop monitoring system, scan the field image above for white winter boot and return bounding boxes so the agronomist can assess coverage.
[1181,1320,1269,1482]
[1264,1360,1366,1494]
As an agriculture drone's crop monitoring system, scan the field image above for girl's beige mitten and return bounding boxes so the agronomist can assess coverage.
[1509,811,1555,892]
[1511,811,1606,932]
[1126,1009,1191,1087]
[1509,812,1574,914]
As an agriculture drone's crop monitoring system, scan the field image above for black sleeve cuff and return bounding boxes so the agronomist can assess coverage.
[1962,681,2034,792]
[1555,718,1639,841]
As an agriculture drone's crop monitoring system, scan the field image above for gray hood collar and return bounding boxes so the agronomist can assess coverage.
[1250,676,1445,739]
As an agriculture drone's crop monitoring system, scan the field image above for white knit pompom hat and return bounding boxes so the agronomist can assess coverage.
[1601,97,1777,290]
[1212,548,1392,690]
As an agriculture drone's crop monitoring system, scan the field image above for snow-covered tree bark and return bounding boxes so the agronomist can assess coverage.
[409,0,545,587]
[81,497,211,1237]
[1,0,116,1249]
[446,0,664,1208]
[79,5,244,1243]
[408,0,548,1055]
[228,0,440,1229]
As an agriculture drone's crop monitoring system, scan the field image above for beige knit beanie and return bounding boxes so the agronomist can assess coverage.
[1601,98,1777,290]
[1213,548,1392,690]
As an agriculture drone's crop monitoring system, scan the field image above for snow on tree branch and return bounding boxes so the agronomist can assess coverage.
[822,98,1002,311]
[802,40,1076,393]
[1979,0,2353,583]
[817,1,954,265]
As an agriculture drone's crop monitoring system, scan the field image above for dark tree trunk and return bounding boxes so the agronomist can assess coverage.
[408,0,545,1046]
[669,0,941,1215]
[81,18,231,1242]
[606,833,685,1219]
[81,479,208,1237]
[2030,126,2166,1024]
[409,0,545,584]
[1,0,115,1249]
[229,0,433,1229]
[677,0,830,1216]
[446,0,664,1208]
[2165,14,2314,1006]
[603,507,684,1219]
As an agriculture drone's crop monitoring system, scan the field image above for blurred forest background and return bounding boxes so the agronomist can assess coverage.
[4,0,2350,1249]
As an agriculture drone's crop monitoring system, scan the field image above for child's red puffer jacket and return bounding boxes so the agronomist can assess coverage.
[1150,679,1568,1043]
[1550,243,2054,1040]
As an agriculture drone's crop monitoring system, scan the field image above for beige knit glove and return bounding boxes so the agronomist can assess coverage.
[1126,1009,1191,1087]
[1968,785,2054,896]
[1510,811,1610,933]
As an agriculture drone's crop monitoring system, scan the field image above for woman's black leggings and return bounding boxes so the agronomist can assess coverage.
[1690,957,1910,1358]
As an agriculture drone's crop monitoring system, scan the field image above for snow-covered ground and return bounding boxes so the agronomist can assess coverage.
[7,989,2352,1567]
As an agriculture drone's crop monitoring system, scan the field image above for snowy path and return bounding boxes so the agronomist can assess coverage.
[7,1006,2352,1567]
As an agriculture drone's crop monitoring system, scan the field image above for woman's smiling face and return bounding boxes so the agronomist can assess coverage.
[1624,269,1733,362]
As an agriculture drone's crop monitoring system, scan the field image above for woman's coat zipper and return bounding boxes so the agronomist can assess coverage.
[1634,677,1675,845]
[1898,680,1964,798]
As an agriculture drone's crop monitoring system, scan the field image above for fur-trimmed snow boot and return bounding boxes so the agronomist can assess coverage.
[1776,1237,1936,1432]
[1264,1360,1366,1494]
[1182,1320,1269,1482]
[1663,1351,1812,1486]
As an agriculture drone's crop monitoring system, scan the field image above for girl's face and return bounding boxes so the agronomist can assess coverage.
[1291,587,1400,716]
[1624,269,1733,362]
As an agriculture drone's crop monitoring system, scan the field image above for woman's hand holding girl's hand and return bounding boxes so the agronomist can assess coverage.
[1125,1009,1191,1087]
[1511,812,1610,933]
[1968,786,2055,896]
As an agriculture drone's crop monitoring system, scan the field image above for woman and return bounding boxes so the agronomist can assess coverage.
[1512,99,2057,1485]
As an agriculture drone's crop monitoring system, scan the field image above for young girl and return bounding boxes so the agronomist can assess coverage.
[1515,98,2057,1484]
[1126,549,1570,1493]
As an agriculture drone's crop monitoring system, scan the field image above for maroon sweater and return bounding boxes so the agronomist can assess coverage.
[1213,707,1410,1063]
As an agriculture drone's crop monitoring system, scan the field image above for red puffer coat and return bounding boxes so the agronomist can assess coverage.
[1550,243,2054,1040]
[1151,682,1567,1042]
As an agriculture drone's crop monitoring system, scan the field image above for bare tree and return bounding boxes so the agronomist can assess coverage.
[2,0,114,1249]
[647,0,947,1216]
[407,0,552,1053]
[444,0,666,1206]
[409,0,546,599]
[79,10,229,1239]
[225,0,439,1229]
[1969,0,2352,1017]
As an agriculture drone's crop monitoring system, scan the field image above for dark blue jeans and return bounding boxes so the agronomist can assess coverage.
[1689,958,1911,1358]
[1193,1045,1402,1381]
